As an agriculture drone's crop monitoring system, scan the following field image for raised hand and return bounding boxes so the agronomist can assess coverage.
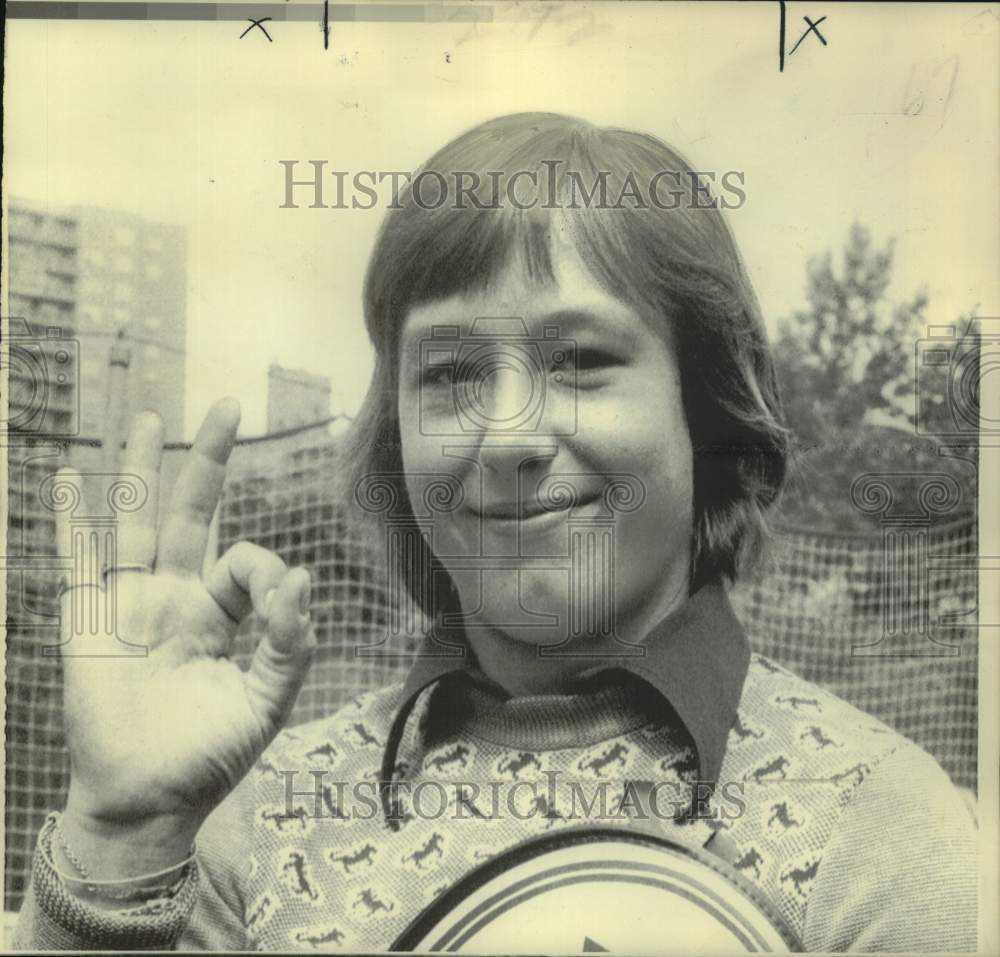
[54,399,316,877]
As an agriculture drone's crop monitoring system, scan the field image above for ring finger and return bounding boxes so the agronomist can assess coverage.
[112,411,166,571]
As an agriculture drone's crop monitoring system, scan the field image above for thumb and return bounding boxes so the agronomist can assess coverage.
[244,567,316,732]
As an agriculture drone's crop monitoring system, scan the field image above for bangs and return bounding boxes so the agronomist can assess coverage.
[380,201,560,330]
[362,112,754,363]
[362,114,591,352]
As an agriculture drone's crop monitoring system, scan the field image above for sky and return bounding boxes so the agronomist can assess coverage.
[5,1,998,438]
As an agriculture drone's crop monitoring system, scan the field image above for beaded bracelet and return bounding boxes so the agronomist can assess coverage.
[53,819,91,876]
[33,816,200,947]
[46,813,197,904]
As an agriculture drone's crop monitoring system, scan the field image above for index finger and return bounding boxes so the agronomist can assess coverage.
[156,397,241,573]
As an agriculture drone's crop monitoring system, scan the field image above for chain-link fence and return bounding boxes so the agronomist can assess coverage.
[4,427,978,911]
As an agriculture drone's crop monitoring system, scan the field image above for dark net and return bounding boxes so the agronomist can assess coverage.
[4,431,978,911]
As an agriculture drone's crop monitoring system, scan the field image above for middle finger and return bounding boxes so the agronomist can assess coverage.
[156,397,240,573]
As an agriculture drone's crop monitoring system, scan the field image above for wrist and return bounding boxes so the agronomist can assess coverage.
[33,815,201,946]
[59,801,202,882]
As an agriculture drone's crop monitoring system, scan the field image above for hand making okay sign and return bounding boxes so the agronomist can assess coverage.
[54,399,316,849]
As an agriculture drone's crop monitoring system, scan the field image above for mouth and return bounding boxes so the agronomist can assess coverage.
[466,492,602,529]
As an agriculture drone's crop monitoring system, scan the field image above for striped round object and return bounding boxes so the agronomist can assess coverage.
[395,827,800,954]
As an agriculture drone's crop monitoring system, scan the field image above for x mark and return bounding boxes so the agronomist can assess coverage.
[240,17,274,42]
[788,15,827,56]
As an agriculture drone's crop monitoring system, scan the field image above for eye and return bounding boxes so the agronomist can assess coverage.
[573,348,619,373]
[420,364,454,388]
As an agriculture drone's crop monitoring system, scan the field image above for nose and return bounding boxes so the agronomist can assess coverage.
[462,356,536,430]
[474,436,557,481]
[459,360,556,473]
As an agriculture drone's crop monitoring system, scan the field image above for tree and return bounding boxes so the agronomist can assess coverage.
[770,224,976,530]
[773,224,929,443]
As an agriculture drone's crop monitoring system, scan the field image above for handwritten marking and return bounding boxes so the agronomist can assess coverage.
[788,15,827,56]
[778,2,828,72]
[240,17,273,42]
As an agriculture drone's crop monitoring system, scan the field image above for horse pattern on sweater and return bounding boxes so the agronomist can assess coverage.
[239,656,906,951]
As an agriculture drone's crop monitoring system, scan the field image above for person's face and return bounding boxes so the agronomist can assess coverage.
[396,227,694,652]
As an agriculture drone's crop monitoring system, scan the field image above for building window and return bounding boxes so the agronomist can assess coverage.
[86,250,105,268]
[113,283,132,302]
[114,255,133,274]
[114,226,136,246]
[144,260,163,280]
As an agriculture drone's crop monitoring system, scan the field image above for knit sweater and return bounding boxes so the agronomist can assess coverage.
[13,654,976,952]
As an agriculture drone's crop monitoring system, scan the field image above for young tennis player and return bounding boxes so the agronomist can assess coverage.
[15,113,976,952]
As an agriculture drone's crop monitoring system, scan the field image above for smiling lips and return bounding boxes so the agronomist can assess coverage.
[467,491,602,523]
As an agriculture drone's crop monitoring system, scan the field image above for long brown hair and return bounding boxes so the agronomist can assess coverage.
[340,112,788,621]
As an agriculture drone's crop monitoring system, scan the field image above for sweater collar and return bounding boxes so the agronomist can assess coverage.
[378,582,749,817]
